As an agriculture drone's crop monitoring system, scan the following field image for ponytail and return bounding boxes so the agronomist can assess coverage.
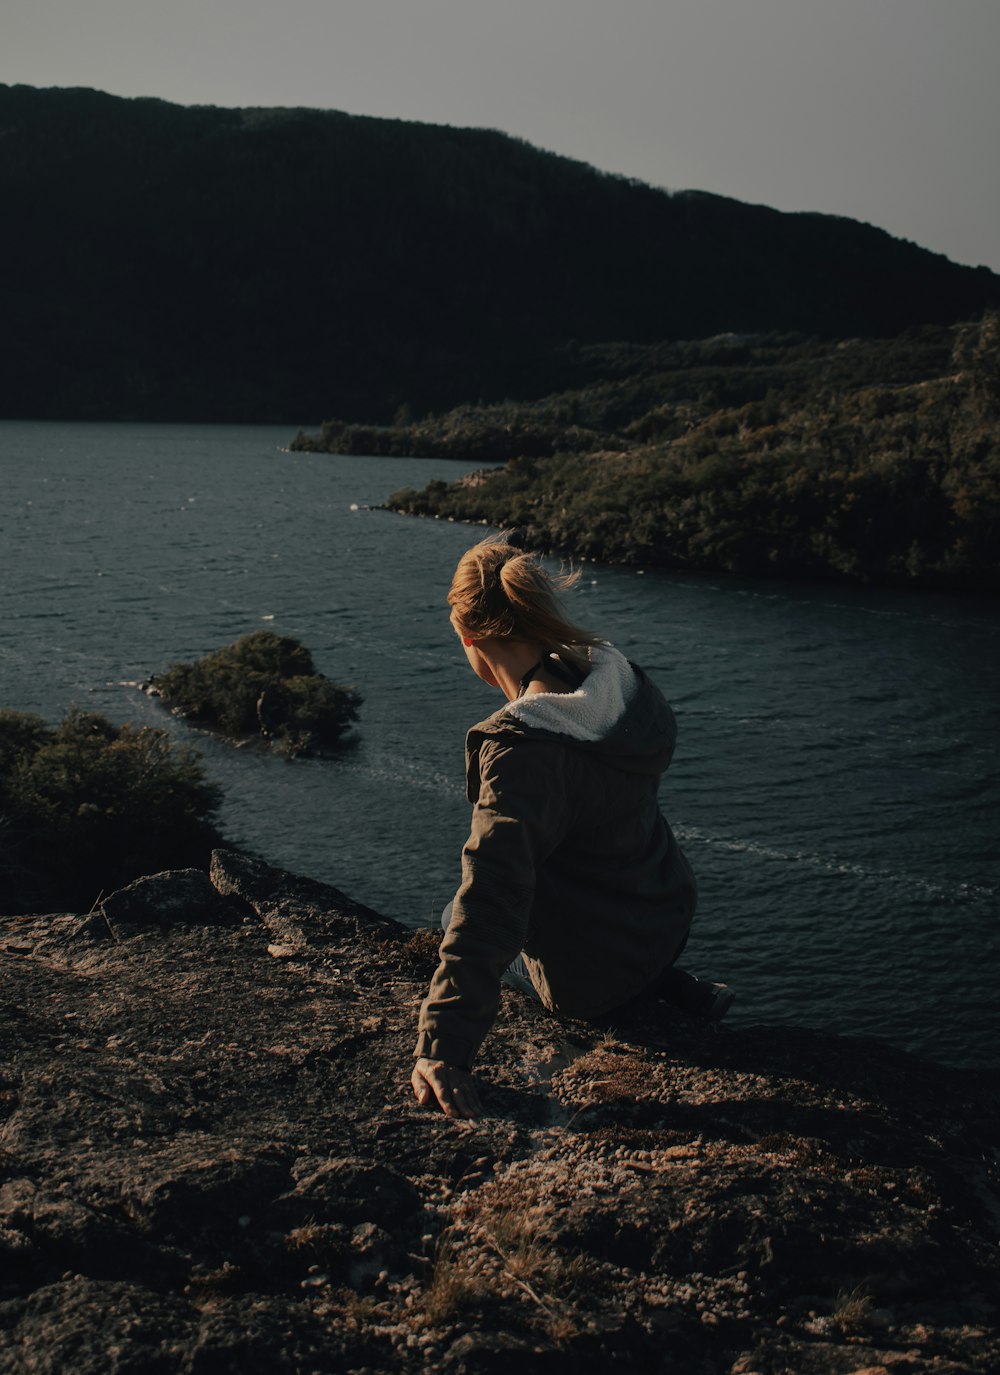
[448,534,599,668]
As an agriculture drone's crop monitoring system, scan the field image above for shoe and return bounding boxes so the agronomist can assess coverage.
[699,981,735,1022]
[654,966,735,1021]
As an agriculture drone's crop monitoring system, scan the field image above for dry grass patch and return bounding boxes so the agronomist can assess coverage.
[284,1220,347,1266]
[830,1283,874,1335]
[315,1287,377,1330]
[485,1206,590,1290]
[558,1042,658,1106]
[395,928,442,976]
[184,1261,245,1303]
[417,1187,600,1341]
[420,1229,486,1324]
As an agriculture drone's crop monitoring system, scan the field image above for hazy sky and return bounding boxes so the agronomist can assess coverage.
[5,0,999,272]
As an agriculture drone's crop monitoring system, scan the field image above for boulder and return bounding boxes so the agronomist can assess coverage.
[101,868,239,929]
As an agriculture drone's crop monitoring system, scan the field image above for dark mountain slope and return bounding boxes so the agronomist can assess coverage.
[1,83,997,421]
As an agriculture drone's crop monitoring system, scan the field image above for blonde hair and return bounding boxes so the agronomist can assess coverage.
[448,534,599,669]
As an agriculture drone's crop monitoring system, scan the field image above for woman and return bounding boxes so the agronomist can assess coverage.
[412,535,727,1120]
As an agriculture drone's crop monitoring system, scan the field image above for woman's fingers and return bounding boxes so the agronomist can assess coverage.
[411,1063,433,1106]
[428,1064,468,1118]
[412,1058,481,1118]
[454,1078,482,1115]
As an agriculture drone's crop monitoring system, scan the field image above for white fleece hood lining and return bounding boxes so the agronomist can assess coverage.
[502,643,637,742]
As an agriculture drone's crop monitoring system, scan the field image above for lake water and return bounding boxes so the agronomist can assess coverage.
[2,420,998,1069]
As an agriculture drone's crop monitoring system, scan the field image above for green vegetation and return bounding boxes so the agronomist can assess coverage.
[2,83,996,423]
[0,708,222,915]
[291,410,608,465]
[384,314,1000,591]
[150,632,362,755]
[295,326,958,461]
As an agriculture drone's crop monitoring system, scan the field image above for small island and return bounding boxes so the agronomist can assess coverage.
[148,631,362,757]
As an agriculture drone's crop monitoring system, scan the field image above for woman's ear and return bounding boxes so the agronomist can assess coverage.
[463,637,474,647]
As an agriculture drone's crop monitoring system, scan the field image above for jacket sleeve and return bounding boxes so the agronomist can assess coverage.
[414,736,568,1067]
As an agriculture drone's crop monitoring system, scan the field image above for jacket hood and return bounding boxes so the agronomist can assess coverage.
[468,644,677,778]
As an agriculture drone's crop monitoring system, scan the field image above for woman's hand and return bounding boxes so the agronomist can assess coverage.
[411,1057,482,1119]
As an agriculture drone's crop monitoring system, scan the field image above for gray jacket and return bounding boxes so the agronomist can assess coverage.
[415,645,696,1067]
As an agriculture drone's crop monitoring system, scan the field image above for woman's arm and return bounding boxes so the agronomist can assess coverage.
[413,736,568,1107]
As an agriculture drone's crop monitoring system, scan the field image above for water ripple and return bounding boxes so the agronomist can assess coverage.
[2,419,998,1068]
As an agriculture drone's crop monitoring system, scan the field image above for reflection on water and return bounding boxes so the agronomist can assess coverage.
[2,419,998,1068]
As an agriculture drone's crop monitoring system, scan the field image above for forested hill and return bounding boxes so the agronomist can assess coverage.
[1,82,998,423]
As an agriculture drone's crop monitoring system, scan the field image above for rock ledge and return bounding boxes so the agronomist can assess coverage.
[1,852,998,1373]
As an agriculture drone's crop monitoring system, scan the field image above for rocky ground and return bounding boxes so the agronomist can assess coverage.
[1,852,998,1374]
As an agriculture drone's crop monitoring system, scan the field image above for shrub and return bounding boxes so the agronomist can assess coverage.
[0,708,223,914]
[150,631,362,755]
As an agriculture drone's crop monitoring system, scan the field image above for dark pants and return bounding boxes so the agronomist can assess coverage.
[440,902,701,1018]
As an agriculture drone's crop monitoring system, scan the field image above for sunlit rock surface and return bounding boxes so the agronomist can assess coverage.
[1,852,997,1373]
